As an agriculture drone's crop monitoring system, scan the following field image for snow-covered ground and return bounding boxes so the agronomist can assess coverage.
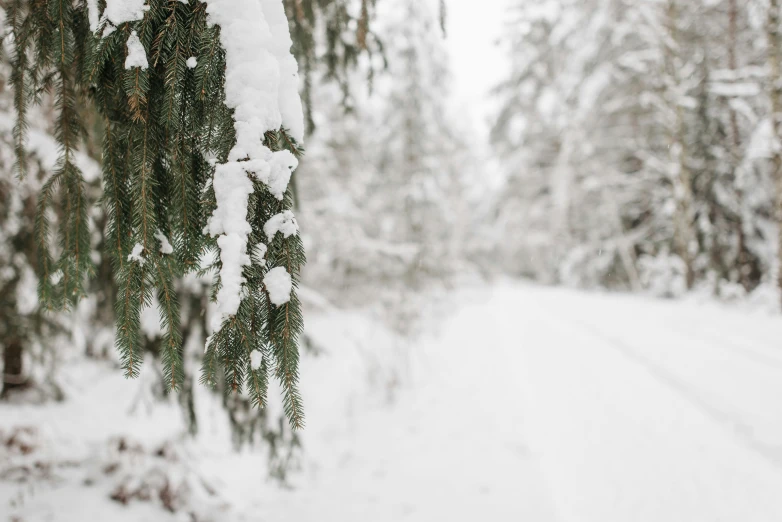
[3,282,782,521]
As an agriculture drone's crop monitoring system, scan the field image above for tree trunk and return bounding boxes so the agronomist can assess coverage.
[727,0,758,292]
[768,0,782,308]
[666,0,696,290]
[1,338,25,398]
[728,0,741,151]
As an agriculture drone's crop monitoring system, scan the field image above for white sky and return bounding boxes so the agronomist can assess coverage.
[445,0,512,138]
[443,0,513,195]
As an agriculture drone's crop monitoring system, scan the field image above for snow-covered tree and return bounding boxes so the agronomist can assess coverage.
[297,0,471,321]
[491,0,776,298]
[0,17,110,397]
[282,0,383,136]
[370,0,467,289]
[0,127,63,398]
[7,0,307,426]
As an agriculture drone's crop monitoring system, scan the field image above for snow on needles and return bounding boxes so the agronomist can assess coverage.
[127,243,145,265]
[264,266,292,306]
[203,0,303,332]
[154,230,173,254]
[252,243,268,267]
[250,350,263,370]
[124,31,148,70]
[87,0,100,32]
[264,210,299,240]
[261,0,305,143]
[99,0,149,33]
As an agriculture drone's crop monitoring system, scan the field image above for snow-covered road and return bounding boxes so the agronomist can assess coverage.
[274,284,782,521]
[505,285,782,521]
[4,283,782,521]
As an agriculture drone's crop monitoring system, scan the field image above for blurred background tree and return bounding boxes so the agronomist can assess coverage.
[490,0,778,301]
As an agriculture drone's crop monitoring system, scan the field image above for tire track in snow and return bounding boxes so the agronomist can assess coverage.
[553,311,782,474]
[664,322,782,371]
[505,286,782,522]
[604,302,782,371]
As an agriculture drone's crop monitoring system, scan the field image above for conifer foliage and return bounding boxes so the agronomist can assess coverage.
[6,0,307,427]
[282,0,383,135]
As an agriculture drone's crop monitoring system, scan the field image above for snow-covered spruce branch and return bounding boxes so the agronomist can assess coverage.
[8,0,307,427]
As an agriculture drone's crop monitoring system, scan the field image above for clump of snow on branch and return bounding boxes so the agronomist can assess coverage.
[98,0,149,35]
[86,0,100,32]
[186,56,197,69]
[124,31,148,70]
[211,232,251,330]
[252,243,268,266]
[203,0,303,332]
[264,210,299,240]
[250,350,263,370]
[127,243,145,265]
[154,230,173,255]
[261,0,305,143]
[264,266,292,306]
[267,149,298,200]
[241,150,298,200]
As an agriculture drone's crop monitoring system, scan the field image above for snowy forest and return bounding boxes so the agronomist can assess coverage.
[3,0,782,520]
[491,0,782,300]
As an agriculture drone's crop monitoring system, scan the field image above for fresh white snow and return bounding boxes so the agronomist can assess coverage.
[4,283,782,521]
[202,0,303,333]
[264,210,298,240]
[263,266,292,306]
[186,56,197,69]
[259,0,304,143]
[127,243,145,265]
[86,0,100,32]
[507,285,782,522]
[100,0,149,32]
[250,350,263,370]
[154,230,173,254]
[251,243,268,266]
[265,149,297,200]
[276,284,782,521]
[124,31,148,70]
[211,232,251,329]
